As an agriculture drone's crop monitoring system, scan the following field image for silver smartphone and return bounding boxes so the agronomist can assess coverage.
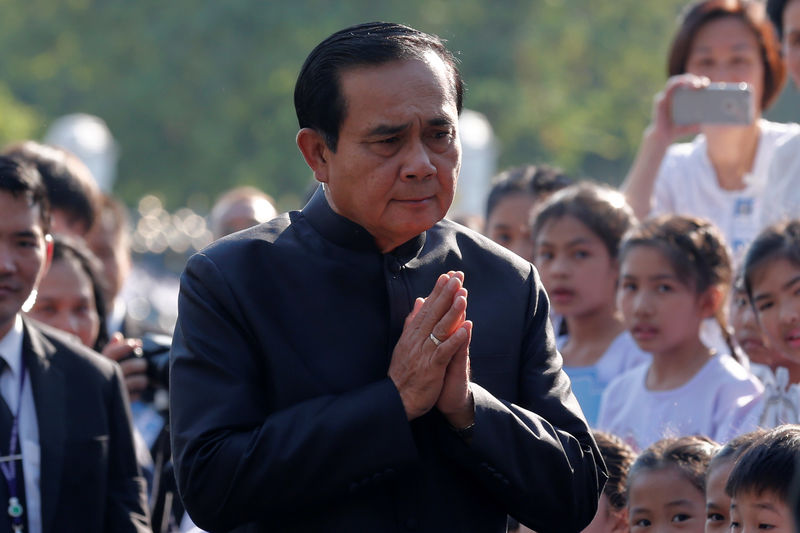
[671,82,755,126]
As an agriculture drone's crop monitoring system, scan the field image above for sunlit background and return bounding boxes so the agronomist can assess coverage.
[3,0,799,331]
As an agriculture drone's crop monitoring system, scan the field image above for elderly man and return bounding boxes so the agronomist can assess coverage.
[170,22,605,533]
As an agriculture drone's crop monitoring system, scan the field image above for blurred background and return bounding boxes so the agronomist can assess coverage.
[2,0,799,329]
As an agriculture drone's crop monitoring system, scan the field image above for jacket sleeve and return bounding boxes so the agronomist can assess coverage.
[434,265,607,533]
[105,363,152,533]
[169,252,419,532]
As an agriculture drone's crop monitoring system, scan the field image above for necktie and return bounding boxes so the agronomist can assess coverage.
[0,359,27,533]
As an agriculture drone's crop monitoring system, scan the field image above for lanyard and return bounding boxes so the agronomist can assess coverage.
[0,356,26,532]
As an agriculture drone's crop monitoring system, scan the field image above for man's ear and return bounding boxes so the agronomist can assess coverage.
[296,128,331,184]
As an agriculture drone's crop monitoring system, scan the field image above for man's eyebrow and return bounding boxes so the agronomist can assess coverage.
[365,123,409,137]
[428,116,455,127]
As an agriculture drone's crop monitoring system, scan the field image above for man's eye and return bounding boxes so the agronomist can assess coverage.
[671,513,690,522]
[633,518,651,526]
[707,512,724,522]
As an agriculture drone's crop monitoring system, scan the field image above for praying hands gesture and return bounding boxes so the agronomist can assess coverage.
[388,271,474,430]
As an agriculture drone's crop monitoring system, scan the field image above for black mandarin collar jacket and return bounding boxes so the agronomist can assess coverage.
[170,186,606,533]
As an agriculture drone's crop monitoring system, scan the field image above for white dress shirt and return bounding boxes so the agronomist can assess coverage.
[0,315,40,533]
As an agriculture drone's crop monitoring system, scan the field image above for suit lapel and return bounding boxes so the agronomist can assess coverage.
[21,320,65,533]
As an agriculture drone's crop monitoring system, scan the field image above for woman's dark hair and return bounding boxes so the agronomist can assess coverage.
[668,0,786,110]
[726,425,800,501]
[619,215,738,360]
[485,164,572,220]
[743,220,800,304]
[50,235,109,351]
[531,181,636,260]
[628,435,719,495]
[594,431,638,511]
[295,22,463,151]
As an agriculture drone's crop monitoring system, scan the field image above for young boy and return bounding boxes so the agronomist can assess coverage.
[726,425,800,532]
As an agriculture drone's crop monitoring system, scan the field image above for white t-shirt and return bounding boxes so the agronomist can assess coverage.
[597,353,762,451]
[761,130,800,229]
[652,119,800,260]
[557,331,650,427]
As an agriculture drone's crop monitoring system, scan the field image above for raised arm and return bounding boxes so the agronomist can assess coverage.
[621,75,706,218]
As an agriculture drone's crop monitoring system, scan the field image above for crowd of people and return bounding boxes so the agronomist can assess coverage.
[1,0,800,532]
[484,1,800,531]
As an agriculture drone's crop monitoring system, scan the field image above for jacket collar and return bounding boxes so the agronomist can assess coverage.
[301,185,426,259]
[21,318,65,533]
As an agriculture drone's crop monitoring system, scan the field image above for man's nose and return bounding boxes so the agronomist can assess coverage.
[53,312,80,338]
[401,139,436,180]
[0,244,17,274]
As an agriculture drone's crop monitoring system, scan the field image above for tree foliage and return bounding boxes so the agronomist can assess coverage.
[1,0,795,211]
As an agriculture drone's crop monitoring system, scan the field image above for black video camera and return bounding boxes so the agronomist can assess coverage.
[131,332,172,390]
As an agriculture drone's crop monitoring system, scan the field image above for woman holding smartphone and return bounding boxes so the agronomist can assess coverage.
[622,0,795,260]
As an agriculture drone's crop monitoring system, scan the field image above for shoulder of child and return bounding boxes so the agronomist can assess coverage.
[598,364,648,418]
[712,354,764,400]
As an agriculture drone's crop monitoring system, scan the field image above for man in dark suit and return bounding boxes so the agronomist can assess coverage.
[171,22,605,533]
[0,156,149,533]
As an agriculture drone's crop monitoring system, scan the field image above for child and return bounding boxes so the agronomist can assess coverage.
[532,182,649,425]
[720,273,800,439]
[726,425,800,532]
[626,435,718,532]
[582,431,637,533]
[743,220,800,364]
[484,163,571,263]
[598,215,762,450]
[730,275,800,386]
[704,430,765,533]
